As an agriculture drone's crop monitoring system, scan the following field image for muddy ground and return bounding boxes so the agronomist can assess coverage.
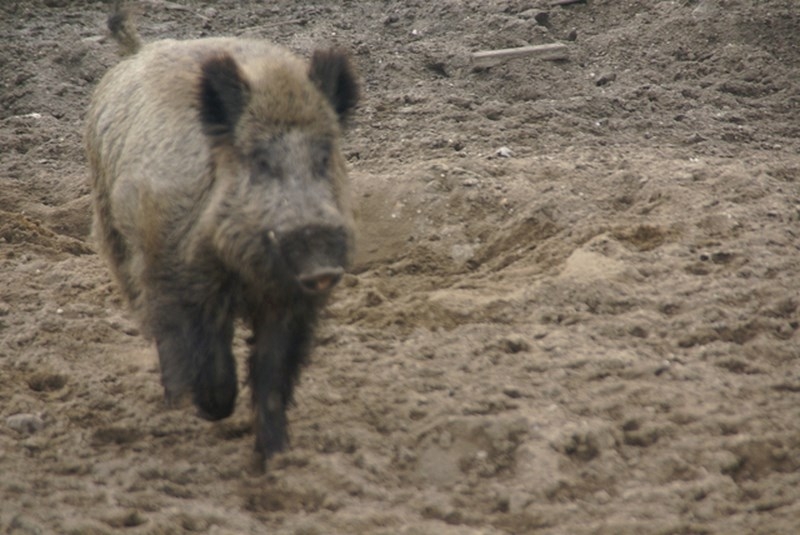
[1,0,799,533]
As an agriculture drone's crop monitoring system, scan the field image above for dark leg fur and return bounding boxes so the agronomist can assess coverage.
[249,299,317,460]
[151,287,238,421]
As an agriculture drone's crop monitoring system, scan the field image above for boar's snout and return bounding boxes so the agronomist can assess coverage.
[275,225,350,295]
[298,267,343,294]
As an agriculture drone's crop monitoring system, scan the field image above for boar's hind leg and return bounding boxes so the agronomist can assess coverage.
[249,303,317,459]
[152,290,238,421]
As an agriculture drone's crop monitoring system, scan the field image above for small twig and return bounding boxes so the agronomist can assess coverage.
[237,18,307,35]
[471,43,569,68]
[140,0,208,21]
[550,0,588,6]
[141,0,191,11]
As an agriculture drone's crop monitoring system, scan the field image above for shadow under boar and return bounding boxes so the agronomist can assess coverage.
[86,10,359,463]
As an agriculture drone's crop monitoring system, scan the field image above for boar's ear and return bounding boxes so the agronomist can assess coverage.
[309,48,359,124]
[199,54,250,141]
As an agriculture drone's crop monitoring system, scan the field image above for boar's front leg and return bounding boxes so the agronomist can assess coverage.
[150,280,238,421]
[249,301,317,460]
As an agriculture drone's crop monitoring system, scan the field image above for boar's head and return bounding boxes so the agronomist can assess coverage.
[195,47,359,297]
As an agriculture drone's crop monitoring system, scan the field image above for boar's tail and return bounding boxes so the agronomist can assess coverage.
[107,1,142,57]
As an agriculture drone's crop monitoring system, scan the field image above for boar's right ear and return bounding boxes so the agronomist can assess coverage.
[309,48,359,124]
[199,54,250,142]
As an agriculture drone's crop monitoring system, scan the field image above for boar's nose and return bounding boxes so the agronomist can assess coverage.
[276,225,350,294]
[298,267,344,295]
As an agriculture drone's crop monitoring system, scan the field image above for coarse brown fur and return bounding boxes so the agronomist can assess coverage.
[86,6,359,464]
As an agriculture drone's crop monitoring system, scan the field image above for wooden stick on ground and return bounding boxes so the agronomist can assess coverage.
[551,0,588,6]
[471,43,569,68]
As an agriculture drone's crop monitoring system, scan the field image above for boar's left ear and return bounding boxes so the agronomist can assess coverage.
[199,53,250,141]
[309,48,359,124]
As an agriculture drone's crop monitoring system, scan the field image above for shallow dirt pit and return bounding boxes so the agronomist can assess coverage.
[2,1,800,533]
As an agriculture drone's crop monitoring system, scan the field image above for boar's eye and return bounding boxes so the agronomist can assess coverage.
[311,139,333,177]
[250,149,280,181]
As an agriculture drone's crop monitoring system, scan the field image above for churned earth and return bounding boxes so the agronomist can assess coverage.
[1,1,799,533]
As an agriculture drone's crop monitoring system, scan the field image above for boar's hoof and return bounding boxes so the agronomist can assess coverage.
[194,382,238,422]
[196,399,236,422]
[298,267,344,295]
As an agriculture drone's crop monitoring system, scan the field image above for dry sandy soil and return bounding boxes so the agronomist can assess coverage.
[2,0,799,533]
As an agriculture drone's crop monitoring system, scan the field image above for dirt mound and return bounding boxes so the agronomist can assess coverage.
[2,1,799,533]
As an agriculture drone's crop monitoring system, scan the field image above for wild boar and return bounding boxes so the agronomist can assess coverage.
[86,8,359,462]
